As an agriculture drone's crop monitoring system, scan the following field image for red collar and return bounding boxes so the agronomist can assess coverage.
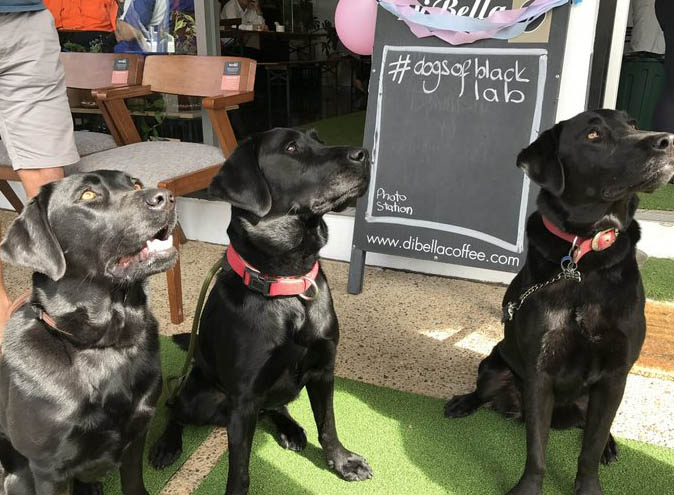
[226,245,320,298]
[541,216,619,264]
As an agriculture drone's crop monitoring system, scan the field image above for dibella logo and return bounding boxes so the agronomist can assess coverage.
[415,0,511,20]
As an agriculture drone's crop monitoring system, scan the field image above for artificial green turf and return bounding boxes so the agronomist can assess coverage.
[641,257,674,302]
[300,112,366,147]
[194,377,674,495]
[639,184,674,211]
[103,337,213,494]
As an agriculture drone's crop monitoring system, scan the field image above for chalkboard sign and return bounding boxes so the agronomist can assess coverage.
[348,3,571,293]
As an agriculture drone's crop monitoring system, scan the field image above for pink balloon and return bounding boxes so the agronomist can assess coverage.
[335,0,378,56]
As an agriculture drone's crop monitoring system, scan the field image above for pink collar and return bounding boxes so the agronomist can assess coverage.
[541,216,619,264]
[226,245,320,298]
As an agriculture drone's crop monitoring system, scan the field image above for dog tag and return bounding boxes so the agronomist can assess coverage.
[111,58,130,85]
[221,61,242,91]
[560,256,582,283]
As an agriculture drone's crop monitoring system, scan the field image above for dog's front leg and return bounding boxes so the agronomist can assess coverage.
[29,468,70,495]
[226,405,258,495]
[574,375,627,495]
[306,374,373,482]
[120,433,149,495]
[508,374,554,495]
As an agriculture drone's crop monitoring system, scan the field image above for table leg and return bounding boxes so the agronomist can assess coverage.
[267,68,273,128]
[285,69,291,126]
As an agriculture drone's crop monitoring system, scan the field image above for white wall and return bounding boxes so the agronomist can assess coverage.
[556,0,601,120]
[603,1,631,108]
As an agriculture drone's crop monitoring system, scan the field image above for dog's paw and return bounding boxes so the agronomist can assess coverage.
[444,393,480,418]
[601,435,618,465]
[275,424,307,452]
[73,480,103,495]
[574,477,604,495]
[507,484,542,495]
[507,475,543,495]
[327,450,373,482]
[149,435,182,469]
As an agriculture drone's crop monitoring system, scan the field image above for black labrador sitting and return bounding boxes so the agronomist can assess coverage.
[0,171,177,495]
[150,128,373,494]
[444,110,674,495]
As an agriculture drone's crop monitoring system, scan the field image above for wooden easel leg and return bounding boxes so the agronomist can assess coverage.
[0,180,24,214]
[347,247,366,295]
[167,230,184,324]
[175,222,187,245]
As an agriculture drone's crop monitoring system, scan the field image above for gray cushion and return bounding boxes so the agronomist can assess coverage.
[0,131,116,167]
[66,141,225,187]
[74,131,117,156]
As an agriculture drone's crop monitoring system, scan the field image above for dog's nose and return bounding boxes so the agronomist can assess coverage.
[348,148,369,163]
[145,190,174,209]
[653,134,674,151]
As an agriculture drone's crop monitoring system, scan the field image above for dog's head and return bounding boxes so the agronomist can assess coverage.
[517,109,674,204]
[1,171,177,283]
[209,128,370,219]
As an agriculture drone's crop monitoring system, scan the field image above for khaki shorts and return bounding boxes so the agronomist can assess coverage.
[0,9,79,170]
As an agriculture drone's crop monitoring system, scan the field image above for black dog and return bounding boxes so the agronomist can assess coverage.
[150,128,373,494]
[0,171,177,494]
[445,110,674,495]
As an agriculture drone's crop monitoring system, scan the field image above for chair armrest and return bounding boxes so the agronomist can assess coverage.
[158,164,223,197]
[93,85,153,101]
[202,91,255,157]
[202,91,255,110]
[92,85,149,146]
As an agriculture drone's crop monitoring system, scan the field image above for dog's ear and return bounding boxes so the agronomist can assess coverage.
[517,123,566,196]
[209,136,272,217]
[1,187,66,281]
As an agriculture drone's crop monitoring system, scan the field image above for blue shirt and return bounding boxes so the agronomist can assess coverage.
[115,0,170,54]
[0,1,45,13]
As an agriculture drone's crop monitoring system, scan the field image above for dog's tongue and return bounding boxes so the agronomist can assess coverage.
[118,235,173,267]
[147,235,173,253]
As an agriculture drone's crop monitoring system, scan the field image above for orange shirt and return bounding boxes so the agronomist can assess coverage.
[44,0,118,32]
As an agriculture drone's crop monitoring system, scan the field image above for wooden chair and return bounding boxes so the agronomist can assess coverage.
[0,53,144,213]
[67,55,257,324]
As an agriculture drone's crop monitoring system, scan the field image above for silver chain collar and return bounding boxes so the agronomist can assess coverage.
[502,238,583,323]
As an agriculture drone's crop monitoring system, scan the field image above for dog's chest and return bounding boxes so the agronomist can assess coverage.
[536,302,630,386]
[64,346,160,476]
[258,294,337,405]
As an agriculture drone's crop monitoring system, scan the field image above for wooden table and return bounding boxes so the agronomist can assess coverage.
[71,106,203,120]
[220,28,326,59]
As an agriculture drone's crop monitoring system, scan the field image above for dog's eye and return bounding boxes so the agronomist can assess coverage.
[286,141,298,154]
[629,121,639,130]
[133,181,143,191]
[587,130,600,141]
[80,190,97,201]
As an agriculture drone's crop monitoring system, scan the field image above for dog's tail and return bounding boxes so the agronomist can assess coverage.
[171,333,191,351]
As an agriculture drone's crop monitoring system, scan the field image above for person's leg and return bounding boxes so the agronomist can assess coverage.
[0,10,79,335]
[16,168,65,200]
[653,0,674,132]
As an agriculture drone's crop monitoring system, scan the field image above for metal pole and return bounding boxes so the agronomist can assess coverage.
[195,0,221,145]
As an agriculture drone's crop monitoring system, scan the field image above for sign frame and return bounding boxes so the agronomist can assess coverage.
[347,3,575,294]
